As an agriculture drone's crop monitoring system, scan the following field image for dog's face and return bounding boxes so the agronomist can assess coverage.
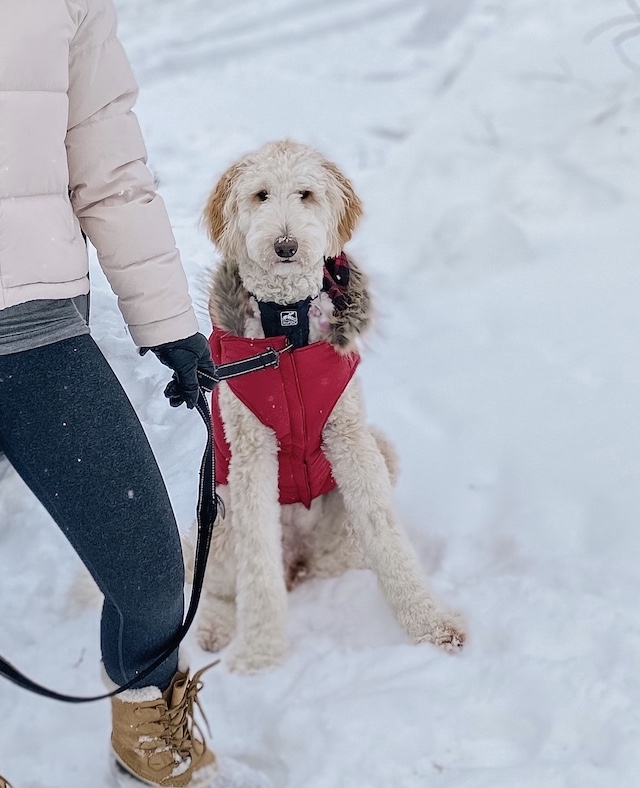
[203,141,362,299]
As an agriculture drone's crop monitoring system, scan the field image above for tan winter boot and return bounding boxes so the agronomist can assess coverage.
[0,776,12,788]
[111,663,218,787]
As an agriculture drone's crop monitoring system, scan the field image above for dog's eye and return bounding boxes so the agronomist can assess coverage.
[299,190,311,200]
[256,191,268,202]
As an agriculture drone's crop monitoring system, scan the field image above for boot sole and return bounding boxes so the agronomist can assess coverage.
[111,753,219,788]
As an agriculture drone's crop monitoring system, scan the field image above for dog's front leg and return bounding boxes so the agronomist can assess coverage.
[322,381,465,651]
[197,486,238,654]
[219,385,288,673]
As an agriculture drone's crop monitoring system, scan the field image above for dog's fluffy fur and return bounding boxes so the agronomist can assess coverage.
[197,140,465,673]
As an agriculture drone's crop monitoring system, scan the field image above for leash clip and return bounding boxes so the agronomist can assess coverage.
[271,343,293,368]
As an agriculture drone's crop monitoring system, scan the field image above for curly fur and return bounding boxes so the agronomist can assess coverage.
[208,254,370,353]
[196,140,465,673]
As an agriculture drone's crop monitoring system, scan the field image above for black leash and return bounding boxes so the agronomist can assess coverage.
[0,345,287,703]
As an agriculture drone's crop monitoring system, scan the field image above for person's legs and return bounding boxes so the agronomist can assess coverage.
[0,335,183,690]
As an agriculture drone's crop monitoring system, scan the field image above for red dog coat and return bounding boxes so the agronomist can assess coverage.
[209,327,360,508]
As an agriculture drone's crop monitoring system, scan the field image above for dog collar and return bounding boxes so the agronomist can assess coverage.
[256,296,312,349]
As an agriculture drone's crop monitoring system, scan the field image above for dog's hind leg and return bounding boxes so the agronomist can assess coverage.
[218,386,288,673]
[322,381,465,651]
[281,500,321,590]
[303,490,366,579]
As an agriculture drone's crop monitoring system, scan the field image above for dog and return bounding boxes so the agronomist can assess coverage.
[196,140,465,673]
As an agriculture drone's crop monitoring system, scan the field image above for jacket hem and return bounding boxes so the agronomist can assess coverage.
[0,279,90,311]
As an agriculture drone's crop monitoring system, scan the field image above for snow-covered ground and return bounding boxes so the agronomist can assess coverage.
[3,0,640,785]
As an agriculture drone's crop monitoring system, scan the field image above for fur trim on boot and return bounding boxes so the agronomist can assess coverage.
[111,664,218,787]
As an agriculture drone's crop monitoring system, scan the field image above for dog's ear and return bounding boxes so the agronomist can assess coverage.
[323,160,363,247]
[202,162,243,245]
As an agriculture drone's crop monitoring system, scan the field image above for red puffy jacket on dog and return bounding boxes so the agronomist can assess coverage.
[209,327,360,508]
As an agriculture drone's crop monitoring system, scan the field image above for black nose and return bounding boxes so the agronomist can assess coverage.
[274,236,298,258]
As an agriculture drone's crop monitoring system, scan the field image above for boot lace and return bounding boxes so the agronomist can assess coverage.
[136,661,218,771]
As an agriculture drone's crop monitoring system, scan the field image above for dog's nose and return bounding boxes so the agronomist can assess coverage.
[274,236,298,259]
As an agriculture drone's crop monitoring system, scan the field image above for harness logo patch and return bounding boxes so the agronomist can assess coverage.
[280,311,299,327]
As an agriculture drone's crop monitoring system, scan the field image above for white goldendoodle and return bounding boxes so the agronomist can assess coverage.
[197,140,465,673]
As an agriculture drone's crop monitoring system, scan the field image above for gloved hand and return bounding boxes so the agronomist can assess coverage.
[140,332,217,409]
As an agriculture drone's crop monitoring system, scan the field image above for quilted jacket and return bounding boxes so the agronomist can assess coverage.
[209,328,360,508]
[0,0,198,345]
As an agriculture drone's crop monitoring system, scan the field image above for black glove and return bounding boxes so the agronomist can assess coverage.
[140,332,217,409]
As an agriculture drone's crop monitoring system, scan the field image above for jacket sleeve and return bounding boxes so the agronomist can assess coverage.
[65,0,199,347]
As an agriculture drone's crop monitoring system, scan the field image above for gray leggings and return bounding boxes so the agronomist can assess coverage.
[0,335,183,690]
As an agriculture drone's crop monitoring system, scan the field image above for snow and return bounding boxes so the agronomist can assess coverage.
[2,0,640,785]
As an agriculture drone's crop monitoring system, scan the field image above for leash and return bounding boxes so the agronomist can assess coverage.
[0,345,288,703]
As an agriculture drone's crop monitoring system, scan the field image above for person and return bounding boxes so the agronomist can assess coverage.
[0,0,219,785]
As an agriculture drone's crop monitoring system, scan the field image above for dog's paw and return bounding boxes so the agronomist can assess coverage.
[197,599,237,653]
[415,612,466,653]
[197,621,233,653]
[225,640,288,675]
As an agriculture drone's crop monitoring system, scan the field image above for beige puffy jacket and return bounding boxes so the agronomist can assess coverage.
[0,0,199,346]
